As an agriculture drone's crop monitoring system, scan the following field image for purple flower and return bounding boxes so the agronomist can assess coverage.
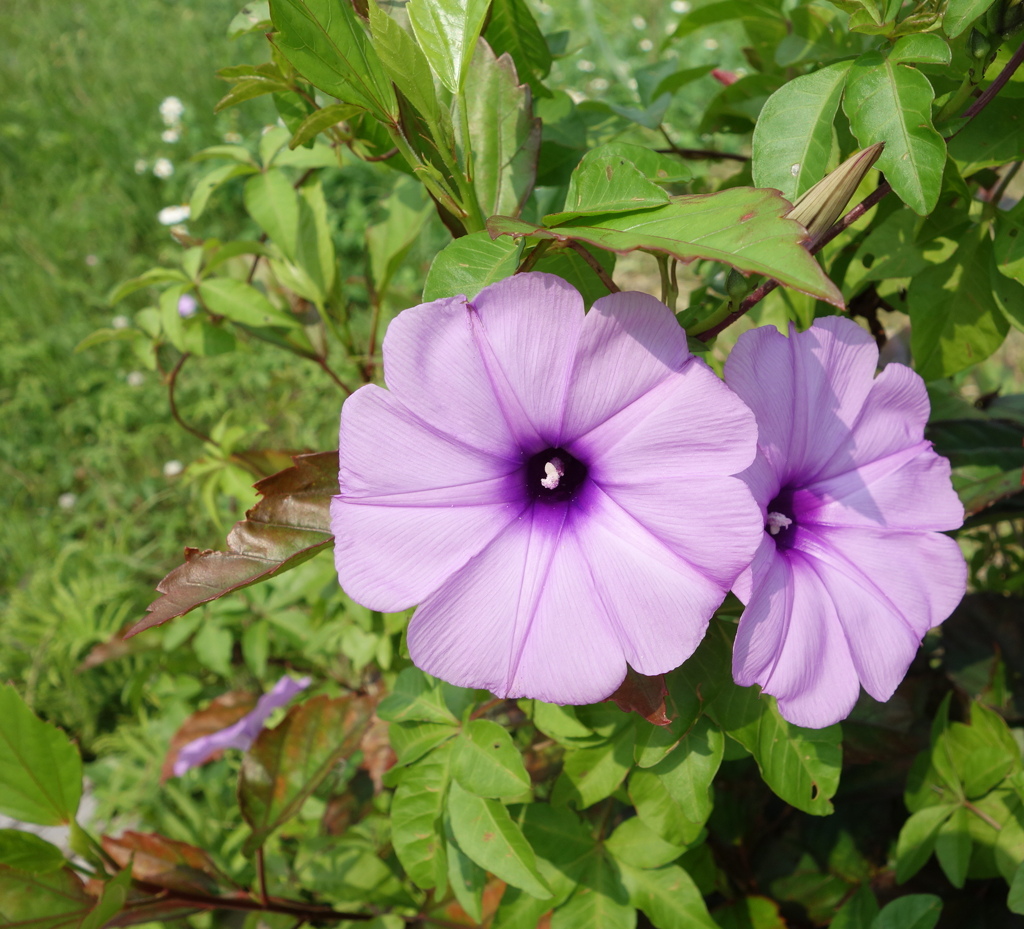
[173,675,311,776]
[177,293,198,318]
[723,317,966,728]
[331,273,762,705]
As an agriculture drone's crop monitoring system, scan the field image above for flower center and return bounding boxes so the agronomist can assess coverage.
[765,488,796,550]
[526,447,587,503]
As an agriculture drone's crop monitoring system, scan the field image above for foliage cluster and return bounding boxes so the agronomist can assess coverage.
[4,0,1024,927]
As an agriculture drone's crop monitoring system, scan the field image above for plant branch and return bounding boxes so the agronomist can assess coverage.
[658,125,749,162]
[568,241,620,293]
[166,353,212,443]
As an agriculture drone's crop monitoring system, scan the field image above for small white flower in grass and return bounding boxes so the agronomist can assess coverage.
[577,59,596,72]
[158,204,190,225]
[589,77,609,92]
[703,38,720,49]
[153,158,174,179]
[163,460,184,478]
[639,38,654,51]
[161,129,180,144]
[671,0,690,12]
[222,131,242,144]
[627,78,639,90]
[111,315,130,330]
[632,15,646,28]
[58,493,77,510]
[84,254,99,267]
[134,159,148,175]
[159,96,185,125]
[127,371,145,387]
[665,20,678,33]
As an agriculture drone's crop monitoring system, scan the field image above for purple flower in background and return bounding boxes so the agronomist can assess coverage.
[724,318,966,728]
[177,293,198,318]
[332,273,762,705]
[173,675,311,776]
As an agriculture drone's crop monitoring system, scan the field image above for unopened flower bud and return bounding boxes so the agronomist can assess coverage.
[968,27,993,60]
[787,143,884,242]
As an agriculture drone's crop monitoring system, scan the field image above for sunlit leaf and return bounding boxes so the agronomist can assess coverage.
[423,232,522,302]
[0,832,65,874]
[752,61,852,201]
[484,0,553,94]
[843,51,945,215]
[453,719,532,799]
[408,0,490,94]
[0,686,82,826]
[129,451,337,636]
[392,742,453,891]
[239,693,373,854]
[448,780,552,899]
[198,277,301,329]
[873,894,942,929]
[619,861,718,929]
[490,188,844,307]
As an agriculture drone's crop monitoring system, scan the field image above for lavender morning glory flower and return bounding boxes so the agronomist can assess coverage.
[173,675,311,776]
[332,273,762,705]
[724,317,966,728]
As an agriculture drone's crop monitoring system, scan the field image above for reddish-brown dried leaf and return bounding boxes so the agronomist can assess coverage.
[359,716,397,794]
[608,668,671,726]
[128,451,338,638]
[161,691,258,783]
[239,693,374,854]
[100,832,239,896]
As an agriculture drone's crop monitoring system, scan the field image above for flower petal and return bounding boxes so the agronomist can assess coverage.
[467,272,586,446]
[798,445,964,532]
[407,500,627,705]
[573,354,758,480]
[570,484,732,674]
[380,295,520,458]
[724,317,880,485]
[734,549,860,728]
[560,291,689,441]
[334,386,525,611]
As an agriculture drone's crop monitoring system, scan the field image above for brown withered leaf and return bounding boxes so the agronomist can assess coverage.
[359,716,397,794]
[239,693,374,855]
[100,832,240,896]
[128,451,338,638]
[607,668,671,726]
[161,691,258,783]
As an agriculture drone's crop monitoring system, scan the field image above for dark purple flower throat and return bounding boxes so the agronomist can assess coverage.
[766,486,796,550]
[526,447,588,503]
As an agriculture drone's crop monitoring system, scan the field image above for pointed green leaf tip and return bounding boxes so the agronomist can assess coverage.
[0,685,82,826]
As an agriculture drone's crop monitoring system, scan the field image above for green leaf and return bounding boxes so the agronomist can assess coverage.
[109,266,191,305]
[458,38,540,219]
[424,232,522,301]
[79,868,132,929]
[446,831,487,920]
[407,0,491,94]
[934,806,972,888]
[908,227,1010,380]
[368,176,433,299]
[447,780,552,898]
[239,693,373,854]
[270,0,396,118]
[198,277,300,329]
[377,670,460,725]
[644,717,724,826]
[752,61,852,201]
[489,188,844,307]
[550,851,633,929]
[628,768,704,848]
[0,686,82,826]
[710,685,842,816]
[671,0,785,38]
[619,862,717,929]
[191,162,259,221]
[453,719,532,799]
[368,3,442,129]
[944,0,999,36]
[0,832,65,873]
[390,721,459,765]
[215,77,292,113]
[519,802,596,879]
[1010,860,1024,914]
[832,884,880,929]
[843,52,946,215]
[128,452,336,635]
[0,865,93,929]
[245,170,299,258]
[289,102,361,149]
[274,179,337,302]
[605,817,687,870]
[484,0,553,93]
[392,741,453,891]
[950,96,1024,178]
[889,34,951,64]
[547,145,670,224]
[871,894,941,929]
[895,804,956,882]
[552,723,634,809]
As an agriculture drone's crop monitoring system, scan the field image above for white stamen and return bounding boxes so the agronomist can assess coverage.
[767,511,793,536]
[540,457,565,490]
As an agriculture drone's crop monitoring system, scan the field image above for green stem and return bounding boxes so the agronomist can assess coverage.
[455,92,488,233]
